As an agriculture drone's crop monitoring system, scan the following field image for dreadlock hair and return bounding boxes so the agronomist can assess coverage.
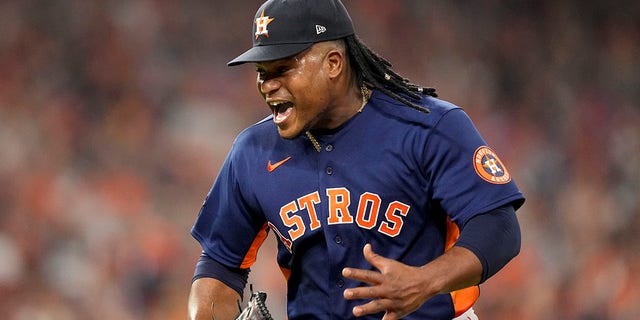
[344,35,436,113]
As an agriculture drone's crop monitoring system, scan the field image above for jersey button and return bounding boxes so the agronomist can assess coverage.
[325,144,334,152]
[334,235,342,244]
[326,166,333,175]
[337,279,344,288]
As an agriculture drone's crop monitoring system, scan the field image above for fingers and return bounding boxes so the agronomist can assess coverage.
[342,244,424,319]
[350,299,404,320]
[351,298,393,318]
[344,244,389,277]
[362,243,385,268]
[342,244,411,319]
[342,244,385,284]
[342,244,387,296]
[342,266,382,285]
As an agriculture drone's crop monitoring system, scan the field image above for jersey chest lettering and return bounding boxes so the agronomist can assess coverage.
[273,187,411,251]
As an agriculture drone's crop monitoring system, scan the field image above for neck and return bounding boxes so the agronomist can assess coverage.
[318,83,367,130]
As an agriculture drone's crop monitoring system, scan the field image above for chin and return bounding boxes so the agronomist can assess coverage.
[276,128,300,140]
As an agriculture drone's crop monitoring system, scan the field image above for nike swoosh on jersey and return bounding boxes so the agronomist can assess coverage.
[267,156,292,172]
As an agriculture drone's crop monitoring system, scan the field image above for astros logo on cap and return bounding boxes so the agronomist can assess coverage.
[255,10,275,39]
[473,146,511,184]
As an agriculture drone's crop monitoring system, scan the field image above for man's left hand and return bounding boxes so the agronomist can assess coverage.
[342,244,435,320]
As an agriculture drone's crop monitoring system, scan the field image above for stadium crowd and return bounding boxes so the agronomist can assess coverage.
[0,1,638,319]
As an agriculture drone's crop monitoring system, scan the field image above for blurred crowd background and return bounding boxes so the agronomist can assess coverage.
[1,0,638,319]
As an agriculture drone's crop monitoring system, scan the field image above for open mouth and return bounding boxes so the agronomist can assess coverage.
[269,101,294,124]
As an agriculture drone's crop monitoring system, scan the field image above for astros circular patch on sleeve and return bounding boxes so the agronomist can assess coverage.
[473,146,511,184]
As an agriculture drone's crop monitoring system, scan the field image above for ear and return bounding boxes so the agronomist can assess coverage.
[325,49,345,79]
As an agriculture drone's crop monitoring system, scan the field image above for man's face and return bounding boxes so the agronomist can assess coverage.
[255,44,335,139]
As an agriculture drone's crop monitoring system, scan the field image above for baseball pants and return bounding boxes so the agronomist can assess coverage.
[452,307,479,320]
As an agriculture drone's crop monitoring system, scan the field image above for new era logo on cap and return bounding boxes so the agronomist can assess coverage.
[228,0,355,66]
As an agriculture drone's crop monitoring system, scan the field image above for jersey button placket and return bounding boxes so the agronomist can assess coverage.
[324,143,334,175]
[326,166,333,175]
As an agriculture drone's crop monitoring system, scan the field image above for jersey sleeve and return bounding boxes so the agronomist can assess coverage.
[424,108,524,226]
[191,136,269,269]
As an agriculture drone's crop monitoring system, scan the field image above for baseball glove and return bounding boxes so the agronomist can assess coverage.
[235,285,274,320]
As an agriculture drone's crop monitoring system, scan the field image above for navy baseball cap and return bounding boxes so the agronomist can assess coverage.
[227,0,355,66]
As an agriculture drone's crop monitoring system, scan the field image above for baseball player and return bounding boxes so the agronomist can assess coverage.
[188,1,525,319]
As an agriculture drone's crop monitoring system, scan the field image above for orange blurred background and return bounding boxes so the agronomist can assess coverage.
[0,1,638,319]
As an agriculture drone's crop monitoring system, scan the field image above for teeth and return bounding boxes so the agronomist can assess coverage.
[269,101,292,114]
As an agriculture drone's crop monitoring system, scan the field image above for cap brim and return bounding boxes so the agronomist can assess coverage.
[227,43,313,66]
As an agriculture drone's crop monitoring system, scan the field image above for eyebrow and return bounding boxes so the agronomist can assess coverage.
[256,57,296,72]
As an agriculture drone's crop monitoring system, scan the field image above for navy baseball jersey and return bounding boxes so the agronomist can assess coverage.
[192,90,525,319]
